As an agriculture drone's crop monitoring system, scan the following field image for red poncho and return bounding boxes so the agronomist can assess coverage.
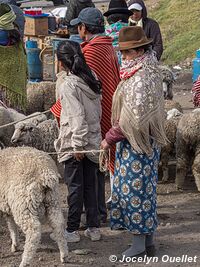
[81,36,120,173]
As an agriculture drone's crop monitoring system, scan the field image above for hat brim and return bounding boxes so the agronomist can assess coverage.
[104,8,133,17]
[116,38,153,51]
[70,18,81,26]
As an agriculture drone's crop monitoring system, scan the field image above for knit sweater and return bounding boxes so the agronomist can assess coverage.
[0,42,27,110]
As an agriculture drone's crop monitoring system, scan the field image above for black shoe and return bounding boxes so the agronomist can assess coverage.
[146,245,156,257]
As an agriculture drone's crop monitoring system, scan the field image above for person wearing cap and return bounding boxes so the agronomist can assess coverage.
[0,3,27,111]
[104,0,132,65]
[71,7,120,224]
[64,0,94,43]
[127,0,163,60]
[101,26,167,258]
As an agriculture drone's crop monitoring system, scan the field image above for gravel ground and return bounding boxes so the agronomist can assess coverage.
[1,70,200,267]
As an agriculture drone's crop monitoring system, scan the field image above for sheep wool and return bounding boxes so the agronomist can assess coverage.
[176,111,200,191]
[0,147,68,267]
[26,82,56,118]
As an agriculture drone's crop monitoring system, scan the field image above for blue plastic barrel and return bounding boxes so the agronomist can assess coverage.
[192,49,200,82]
[26,41,43,82]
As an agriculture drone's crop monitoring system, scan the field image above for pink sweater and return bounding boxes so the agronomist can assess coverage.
[105,124,125,145]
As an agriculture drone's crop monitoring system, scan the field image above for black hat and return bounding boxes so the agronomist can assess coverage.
[103,0,133,17]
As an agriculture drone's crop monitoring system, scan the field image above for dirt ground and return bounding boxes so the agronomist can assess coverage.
[1,70,200,267]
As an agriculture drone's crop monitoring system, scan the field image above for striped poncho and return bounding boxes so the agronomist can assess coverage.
[81,36,120,173]
[192,80,200,107]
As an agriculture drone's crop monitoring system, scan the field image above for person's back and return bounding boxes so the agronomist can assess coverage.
[70,7,120,222]
[70,8,120,138]
[54,40,102,243]
[70,8,120,173]
[104,0,132,64]
[128,0,163,60]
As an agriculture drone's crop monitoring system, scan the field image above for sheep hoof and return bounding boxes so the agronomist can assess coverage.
[162,177,169,183]
[11,244,18,253]
[176,185,184,192]
[61,255,68,263]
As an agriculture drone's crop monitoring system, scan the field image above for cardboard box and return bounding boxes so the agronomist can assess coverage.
[25,17,48,36]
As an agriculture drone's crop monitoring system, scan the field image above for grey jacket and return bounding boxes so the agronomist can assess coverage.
[54,73,102,163]
[65,0,95,34]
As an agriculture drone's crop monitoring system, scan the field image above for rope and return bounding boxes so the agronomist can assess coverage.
[0,107,111,172]
[99,149,110,172]
[39,44,54,64]
[47,149,110,172]
[0,110,51,129]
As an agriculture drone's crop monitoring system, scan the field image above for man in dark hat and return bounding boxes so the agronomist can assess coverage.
[127,0,163,60]
[104,0,132,65]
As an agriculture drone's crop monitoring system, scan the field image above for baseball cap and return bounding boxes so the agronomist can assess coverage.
[70,7,104,27]
[128,3,143,11]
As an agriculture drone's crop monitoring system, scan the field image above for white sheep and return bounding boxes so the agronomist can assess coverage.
[159,65,175,100]
[26,82,56,118]
[160,109,183,182]
[11,119,64,177]
[0,147,68,267]
[11,119,58,153]
[176,110,200,190]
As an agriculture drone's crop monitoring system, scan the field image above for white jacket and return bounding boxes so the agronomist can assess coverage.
[54,72,102,163]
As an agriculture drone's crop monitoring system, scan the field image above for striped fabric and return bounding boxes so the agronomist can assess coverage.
[192,80,200,107]
[81,36,120,173]
[50,99,61,126]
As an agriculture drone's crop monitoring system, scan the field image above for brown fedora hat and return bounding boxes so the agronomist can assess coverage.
[117,26,153,51]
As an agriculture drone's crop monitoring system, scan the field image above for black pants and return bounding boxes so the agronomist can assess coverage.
[96,169,107,220]
[64,157,99,232]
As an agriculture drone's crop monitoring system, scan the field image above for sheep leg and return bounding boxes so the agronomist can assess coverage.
[160,147,170,182]
[46,191,68,263]
[18,216,41,267]
[176,133,188,190]
[6,215,19,252]
[192,154,200,191]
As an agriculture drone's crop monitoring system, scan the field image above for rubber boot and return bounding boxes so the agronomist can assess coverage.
[146,233,156,256]
[122,234,146,258]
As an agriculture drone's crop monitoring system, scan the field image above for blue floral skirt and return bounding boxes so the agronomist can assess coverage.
[110,139,160,234]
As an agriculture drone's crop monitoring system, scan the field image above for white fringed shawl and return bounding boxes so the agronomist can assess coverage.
[112,51,167,155]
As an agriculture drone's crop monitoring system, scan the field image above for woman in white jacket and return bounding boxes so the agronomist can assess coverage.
[53,40,102,243]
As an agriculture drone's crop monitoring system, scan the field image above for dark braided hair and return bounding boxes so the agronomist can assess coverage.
[57,40,101,94]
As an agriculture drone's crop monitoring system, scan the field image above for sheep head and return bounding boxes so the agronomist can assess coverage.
[11,122,40,147]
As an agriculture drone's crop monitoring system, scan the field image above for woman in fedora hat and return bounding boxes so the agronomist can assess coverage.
[104,0,132,65]
[101,26,167,258]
